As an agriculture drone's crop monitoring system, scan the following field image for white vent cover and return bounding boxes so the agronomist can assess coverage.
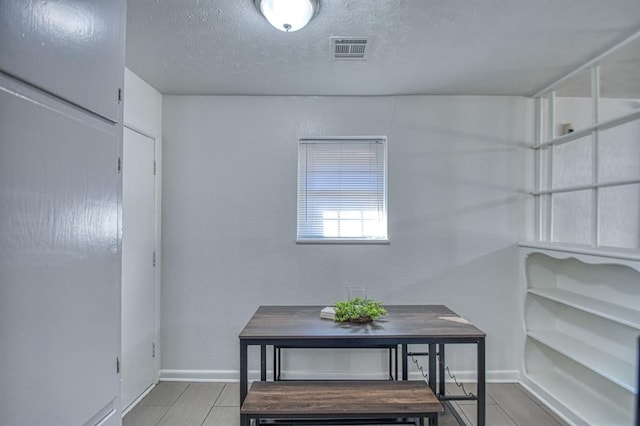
[331,37,369,60]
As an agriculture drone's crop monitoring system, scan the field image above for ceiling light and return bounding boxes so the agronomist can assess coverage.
[255,0,319,32]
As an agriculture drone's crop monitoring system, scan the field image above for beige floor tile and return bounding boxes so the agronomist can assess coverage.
[139,382,188,407]
[538,403,572,426]
[203,406,239,426]
[457,403,516,426]
[215,383,240,407]
[488,383,561,426]
[158,383,224,426]
[123,405,169,426]
[444,382,496,405]
[440,403,468,425]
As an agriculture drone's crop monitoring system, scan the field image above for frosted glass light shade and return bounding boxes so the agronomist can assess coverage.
[256,0,318,32]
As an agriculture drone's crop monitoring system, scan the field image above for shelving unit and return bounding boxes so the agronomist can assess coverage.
[525,24,640,426]
[520,243,640,426]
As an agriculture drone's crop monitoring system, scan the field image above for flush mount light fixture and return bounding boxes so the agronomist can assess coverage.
[255,0,319,32]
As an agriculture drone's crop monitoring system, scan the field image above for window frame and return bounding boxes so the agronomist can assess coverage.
[296,136,389,244]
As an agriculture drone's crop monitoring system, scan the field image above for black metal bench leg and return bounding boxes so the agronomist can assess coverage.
[272,346,283,381]
[395,345,399,380]
[260,345,267,381]
[272,346,277,381]
[402,344,408,380]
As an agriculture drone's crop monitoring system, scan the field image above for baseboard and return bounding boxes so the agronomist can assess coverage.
[122,383,157,417]
[433,369,519,383]
[159,369,240,382]
[519,376,581,426]
[159,368,520,383]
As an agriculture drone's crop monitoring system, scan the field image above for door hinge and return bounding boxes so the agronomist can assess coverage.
[152,342,156,358]
[153,160,157,176]
[152,251,156,267]
[117,157,122,173]
[117,88,123,103]
[116,357,120,374]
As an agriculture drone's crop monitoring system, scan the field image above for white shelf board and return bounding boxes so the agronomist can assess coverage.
[528,288,640,330]
[527,330,636,392]
[523,371,632,426]
[519,241,640,261]
[534,109,640,149]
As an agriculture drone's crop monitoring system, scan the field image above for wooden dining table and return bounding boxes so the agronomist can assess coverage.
[239,305,486,426]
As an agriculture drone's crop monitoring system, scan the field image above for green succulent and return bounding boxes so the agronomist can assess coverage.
[333,297,387,323]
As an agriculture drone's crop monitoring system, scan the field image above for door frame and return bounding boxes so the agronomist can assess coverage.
[121,121,161,414]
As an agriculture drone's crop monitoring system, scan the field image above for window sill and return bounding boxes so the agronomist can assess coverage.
[296,239,390,245]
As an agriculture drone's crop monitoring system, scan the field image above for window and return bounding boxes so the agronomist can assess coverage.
[297,138,387,243]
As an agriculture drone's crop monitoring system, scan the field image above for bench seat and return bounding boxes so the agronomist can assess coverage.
[240,380,443,425]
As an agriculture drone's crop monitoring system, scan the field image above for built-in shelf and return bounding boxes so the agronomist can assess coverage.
[527,288,640,330]
[524,370,632,426]
[521,246,640,426]
[527,330,635,392]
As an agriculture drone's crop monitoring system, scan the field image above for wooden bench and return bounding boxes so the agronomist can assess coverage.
[240,380,443,426]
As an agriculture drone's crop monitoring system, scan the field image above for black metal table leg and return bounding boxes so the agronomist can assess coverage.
[428,344,437,393]
[477,337,486,426]
[438,344,445,397]
[240,341,248,426]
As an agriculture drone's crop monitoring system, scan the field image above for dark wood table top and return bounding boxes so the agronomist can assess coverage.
[239,305,485,340]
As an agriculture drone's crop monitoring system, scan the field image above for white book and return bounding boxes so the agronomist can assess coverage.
[320,306,335,320]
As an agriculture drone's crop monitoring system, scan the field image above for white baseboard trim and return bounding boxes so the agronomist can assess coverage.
[159,369,520,383]
[519,376,581,426]
[432,369,519,383]
[160,369,240,382]
[122,383,157,417]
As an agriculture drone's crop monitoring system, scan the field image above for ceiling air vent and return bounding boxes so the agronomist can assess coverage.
[331,37,369,60]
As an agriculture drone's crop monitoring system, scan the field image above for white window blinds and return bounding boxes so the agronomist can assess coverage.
[297,138,387,242]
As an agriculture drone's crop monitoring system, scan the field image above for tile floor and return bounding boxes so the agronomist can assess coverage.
[123,382,570,426]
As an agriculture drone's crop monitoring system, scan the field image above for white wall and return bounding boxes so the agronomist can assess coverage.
[124,68,163,136]
[123,68,163,379]
[160,95,534,381]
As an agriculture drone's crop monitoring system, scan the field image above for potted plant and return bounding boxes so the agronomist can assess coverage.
[333,297,387,323]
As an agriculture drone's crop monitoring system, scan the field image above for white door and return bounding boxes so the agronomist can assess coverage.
[121,127,156,409]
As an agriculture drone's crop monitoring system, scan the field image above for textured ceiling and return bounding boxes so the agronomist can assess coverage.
[126,0,640,96]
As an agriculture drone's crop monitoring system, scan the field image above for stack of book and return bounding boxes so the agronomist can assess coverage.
[320,306,335,320]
